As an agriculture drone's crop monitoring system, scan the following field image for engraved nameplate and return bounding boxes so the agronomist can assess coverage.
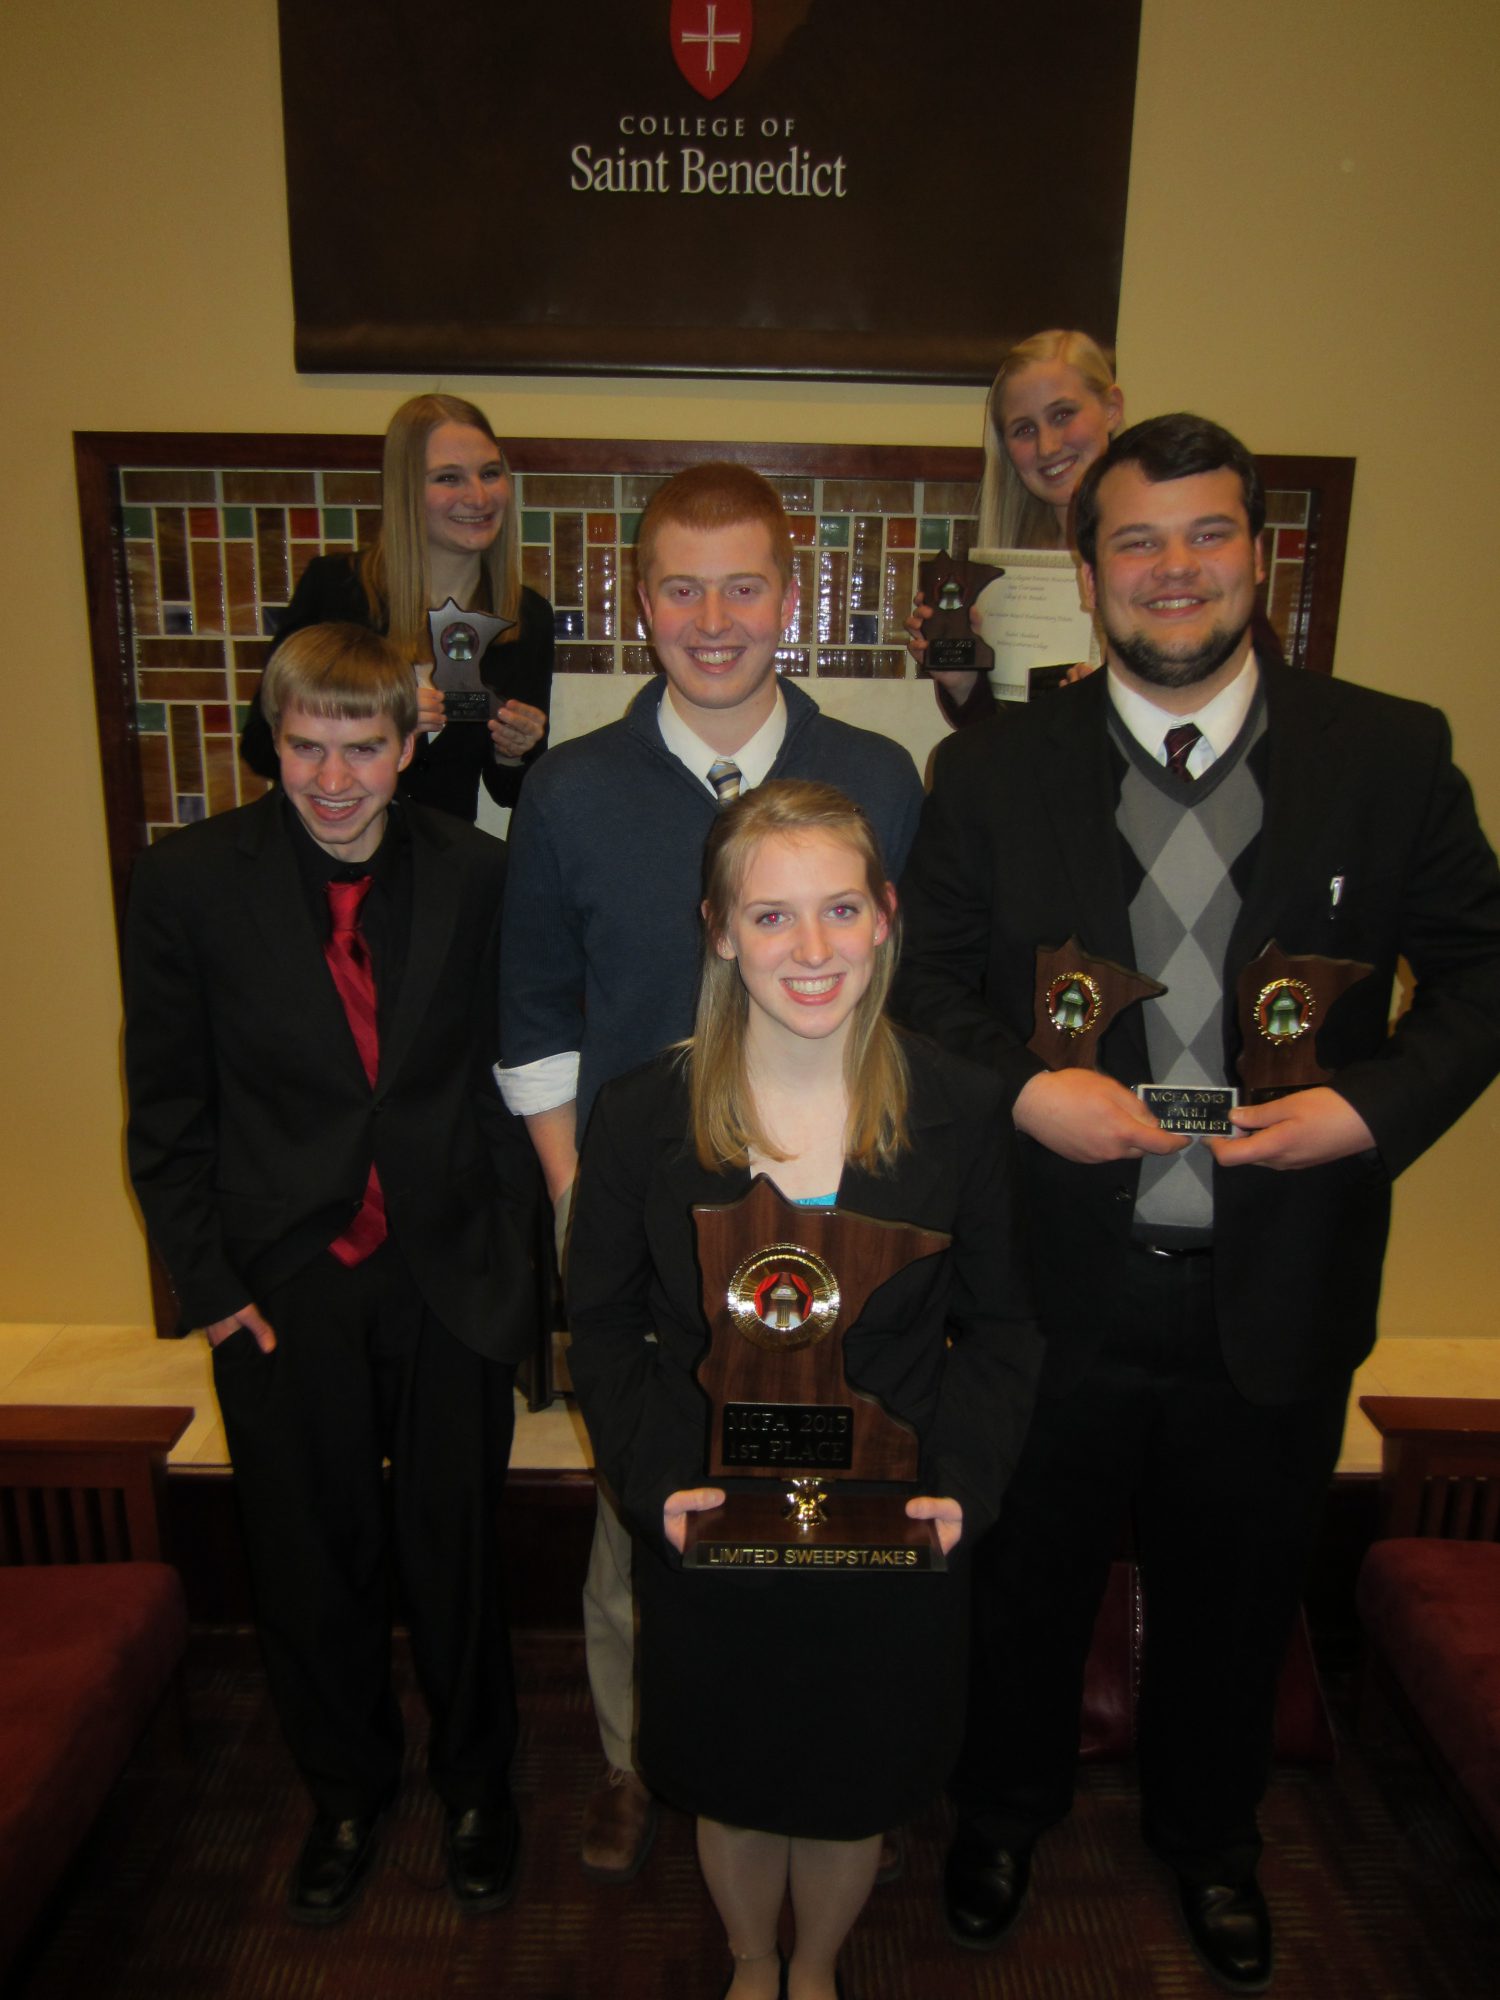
[1134,1083,1239,1136]
[693,1540,935,1572]
[441,688,492,723]
[720,1401,854,1470]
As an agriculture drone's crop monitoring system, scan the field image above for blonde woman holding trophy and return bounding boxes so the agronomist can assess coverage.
[568,782,1039,2000]
[241,393,552,820]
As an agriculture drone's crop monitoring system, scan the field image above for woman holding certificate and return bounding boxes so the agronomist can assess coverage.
[567,782,1039,2000]
[240,393,553,820]
[910,327,1123,723]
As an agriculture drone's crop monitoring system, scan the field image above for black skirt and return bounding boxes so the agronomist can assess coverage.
[636,1535,969,1840]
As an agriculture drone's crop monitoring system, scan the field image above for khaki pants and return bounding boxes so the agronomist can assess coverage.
[558,1178,639,1775]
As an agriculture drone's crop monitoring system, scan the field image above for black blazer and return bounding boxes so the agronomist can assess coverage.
[565,1042,1043,1556]
[124,793,538,1361]
[896,661,1500,1401]
[239,553,555,818]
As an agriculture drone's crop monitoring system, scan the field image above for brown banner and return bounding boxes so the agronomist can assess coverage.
[277,0,1141,381]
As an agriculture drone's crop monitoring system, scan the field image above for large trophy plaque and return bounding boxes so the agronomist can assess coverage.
[1028,936,1166,1071]
[1235,938,1374,1102]
[684,1177,950,1573]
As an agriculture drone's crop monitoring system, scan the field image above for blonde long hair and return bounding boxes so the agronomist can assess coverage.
[361,394,521,659]
[688,782,909,1175]
[977,329,1119,549]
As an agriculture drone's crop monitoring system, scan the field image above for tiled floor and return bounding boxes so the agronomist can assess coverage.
[2,1322,1496,1476]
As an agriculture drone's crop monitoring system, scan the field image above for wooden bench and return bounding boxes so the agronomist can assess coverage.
[0,1404,193,1974]
[1356,1395,1500,1870]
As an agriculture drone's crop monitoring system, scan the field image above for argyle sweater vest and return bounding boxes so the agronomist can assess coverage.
[1109,692,1268,1244]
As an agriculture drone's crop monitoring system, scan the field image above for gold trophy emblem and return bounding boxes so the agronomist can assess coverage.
[1253,976,1316,1045]
[1044,970,1103,1040]
[726,1245,840,1352]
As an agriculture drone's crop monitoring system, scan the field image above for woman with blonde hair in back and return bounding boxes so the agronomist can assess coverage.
[912,328,1123,726]
[241,393,553,820]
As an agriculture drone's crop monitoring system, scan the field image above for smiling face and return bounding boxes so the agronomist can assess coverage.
[638,518,798,743]
[997,359,1123,522]
[714,829,892,1049]
[1082,462,1264,707]
[276,702,415,862]
[423,421,510,559]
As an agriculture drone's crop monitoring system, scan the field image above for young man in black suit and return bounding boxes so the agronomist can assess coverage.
[124,624,537,1924]
[897,415,1500,1990]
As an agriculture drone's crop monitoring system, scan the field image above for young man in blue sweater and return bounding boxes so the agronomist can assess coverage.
[498,462,922,1877]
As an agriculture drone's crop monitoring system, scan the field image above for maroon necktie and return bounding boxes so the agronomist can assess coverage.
[1162,722,1202,782]
[323,876,386,1266]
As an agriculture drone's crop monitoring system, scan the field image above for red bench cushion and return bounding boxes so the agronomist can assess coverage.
[0,1562,188,1970]
[1357,1538,1500,1850]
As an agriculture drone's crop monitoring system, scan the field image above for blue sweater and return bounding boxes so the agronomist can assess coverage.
[500,676,923,1132]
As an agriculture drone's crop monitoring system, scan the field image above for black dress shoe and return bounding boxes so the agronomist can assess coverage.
[943,1831,1033,1950]
[287,1811,382,1925]
[447,1801,522,1912]
[1177,1876,1273,1992]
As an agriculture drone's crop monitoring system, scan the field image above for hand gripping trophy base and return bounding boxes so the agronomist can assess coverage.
[918,551,1005,674]
[683,1177,951,1573]
[427,598,517,721]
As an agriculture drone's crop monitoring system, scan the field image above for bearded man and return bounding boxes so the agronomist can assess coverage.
[896,413,1500,1990]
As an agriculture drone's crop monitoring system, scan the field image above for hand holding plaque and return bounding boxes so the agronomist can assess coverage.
[917,552,1005,674]
[1029,940,1241,1135]
[683,1176,950,1573]
[428,598,516,721]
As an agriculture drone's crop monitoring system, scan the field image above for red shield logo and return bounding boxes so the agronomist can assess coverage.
[671,0,753,101]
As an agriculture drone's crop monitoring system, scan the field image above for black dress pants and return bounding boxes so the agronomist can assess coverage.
[213,1244,517,1818]
[953,1244,1348,1885]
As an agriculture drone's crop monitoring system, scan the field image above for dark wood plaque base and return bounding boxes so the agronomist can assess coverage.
[1028,936,1166,1070]
[681,1485,946,1573]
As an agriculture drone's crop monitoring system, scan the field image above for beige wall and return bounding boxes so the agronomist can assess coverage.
[1,0,1495,1334]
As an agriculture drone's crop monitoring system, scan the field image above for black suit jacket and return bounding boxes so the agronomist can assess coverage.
[124,793,538,1360]
[895,662,1500,1402]
[565,1043,1043,1556]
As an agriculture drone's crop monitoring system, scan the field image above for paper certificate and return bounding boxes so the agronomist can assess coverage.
[969,546,1100,702]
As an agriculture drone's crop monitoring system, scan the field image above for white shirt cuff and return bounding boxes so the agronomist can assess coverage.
[495,1051,581,1116]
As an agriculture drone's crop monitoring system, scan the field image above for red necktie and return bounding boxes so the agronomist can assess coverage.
[1163,722,1202,782]
[324,876,386,1266]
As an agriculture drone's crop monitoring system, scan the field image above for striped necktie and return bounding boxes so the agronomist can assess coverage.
[323,876,387,1266]
[1162,723,1202,782]
[707,758,743,803]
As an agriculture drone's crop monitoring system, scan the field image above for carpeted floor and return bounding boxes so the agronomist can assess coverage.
[10,1632,1498,1999]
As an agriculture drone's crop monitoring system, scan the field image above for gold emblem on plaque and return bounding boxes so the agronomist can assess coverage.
[1253,976,1316,1044]
[1045,970,1103,1040]
[783,1477,829,1528]
[726,1243,841,1354]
